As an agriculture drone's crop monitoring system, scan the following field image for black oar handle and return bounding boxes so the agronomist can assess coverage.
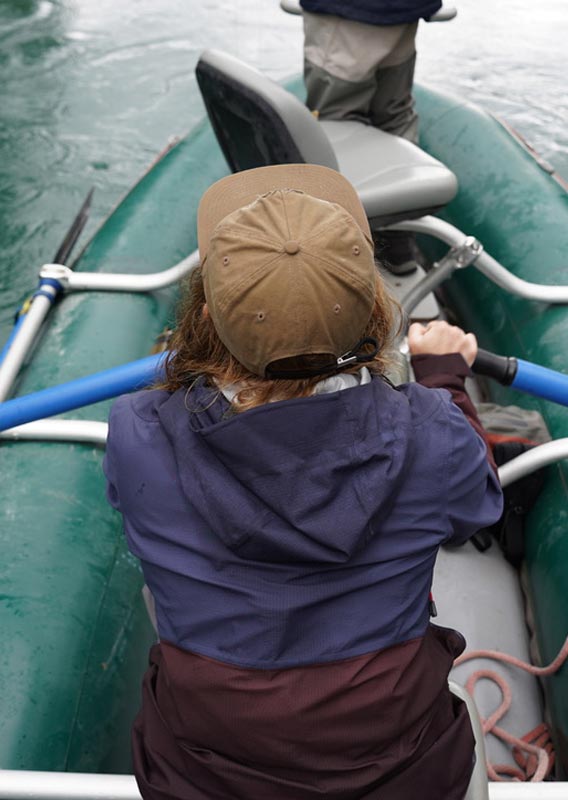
[472,348,518,385]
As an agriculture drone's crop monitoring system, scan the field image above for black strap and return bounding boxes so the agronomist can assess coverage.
[266,337,379,380]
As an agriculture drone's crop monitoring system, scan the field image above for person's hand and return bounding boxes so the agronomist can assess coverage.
[407,321,478,366]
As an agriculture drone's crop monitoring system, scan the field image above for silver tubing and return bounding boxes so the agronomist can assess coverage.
[0,772,566,800]
[429,6,457,21]
[0,293,55,403]
[401,236,482,316]
[388,216,568,303]
[0,250,198,403]
[0,419,108,445]
[43,250,200,293]
[0,771,141,800]
[498,438,568,488]
[489,786,568,799]
[279,0,301,13]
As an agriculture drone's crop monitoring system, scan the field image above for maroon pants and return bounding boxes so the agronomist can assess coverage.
[132,631,474,800]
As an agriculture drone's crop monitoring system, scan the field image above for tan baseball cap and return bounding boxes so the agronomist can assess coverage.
[198,164,377,377]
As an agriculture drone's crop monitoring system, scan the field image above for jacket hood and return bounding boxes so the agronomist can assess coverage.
[157,378,415,564]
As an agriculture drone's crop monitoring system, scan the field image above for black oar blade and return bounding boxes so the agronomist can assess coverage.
[52,187,95,266]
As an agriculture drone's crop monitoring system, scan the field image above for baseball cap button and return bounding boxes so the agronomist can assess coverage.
[284,240,300,255]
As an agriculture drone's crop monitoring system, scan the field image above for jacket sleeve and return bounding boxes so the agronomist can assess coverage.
[411,353,497,473]
[411,353,503,545]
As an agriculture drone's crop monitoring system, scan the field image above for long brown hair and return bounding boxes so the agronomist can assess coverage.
[160,266,402,412]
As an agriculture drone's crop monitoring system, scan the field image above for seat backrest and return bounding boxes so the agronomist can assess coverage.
[196,49,339,173]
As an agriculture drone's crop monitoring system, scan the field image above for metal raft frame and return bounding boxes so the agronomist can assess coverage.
[1,769,568,799]
[0,250,200,403]
[2,215,568,484]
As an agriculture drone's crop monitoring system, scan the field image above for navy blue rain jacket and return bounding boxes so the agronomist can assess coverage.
[104,363,502,668]
[300,0,443,26]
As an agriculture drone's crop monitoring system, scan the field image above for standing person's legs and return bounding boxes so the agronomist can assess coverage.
[303,12,417,137]
[303,13,421,273]
[369,22,418,143]
[368,20,421,272]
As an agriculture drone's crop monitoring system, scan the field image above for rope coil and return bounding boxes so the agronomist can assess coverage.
[454,636,568,781]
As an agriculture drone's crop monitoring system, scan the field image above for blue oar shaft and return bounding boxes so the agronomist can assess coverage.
[2,348,568,434]
[0,352,166,432]
[512,358,568,407]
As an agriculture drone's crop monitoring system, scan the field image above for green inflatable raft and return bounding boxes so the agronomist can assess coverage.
[0,50,567,799]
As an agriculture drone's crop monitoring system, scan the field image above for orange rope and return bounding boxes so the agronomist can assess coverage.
[453,636,568,782]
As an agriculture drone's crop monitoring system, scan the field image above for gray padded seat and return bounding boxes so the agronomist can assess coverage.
[196,49,458,226]
[321,120,458,225]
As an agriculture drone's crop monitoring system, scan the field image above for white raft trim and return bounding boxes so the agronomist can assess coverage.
[499,439,568,486]
[42,249,200,293]
[491,787,568,798]
[0,420,108,445]
[0,770,565,799]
